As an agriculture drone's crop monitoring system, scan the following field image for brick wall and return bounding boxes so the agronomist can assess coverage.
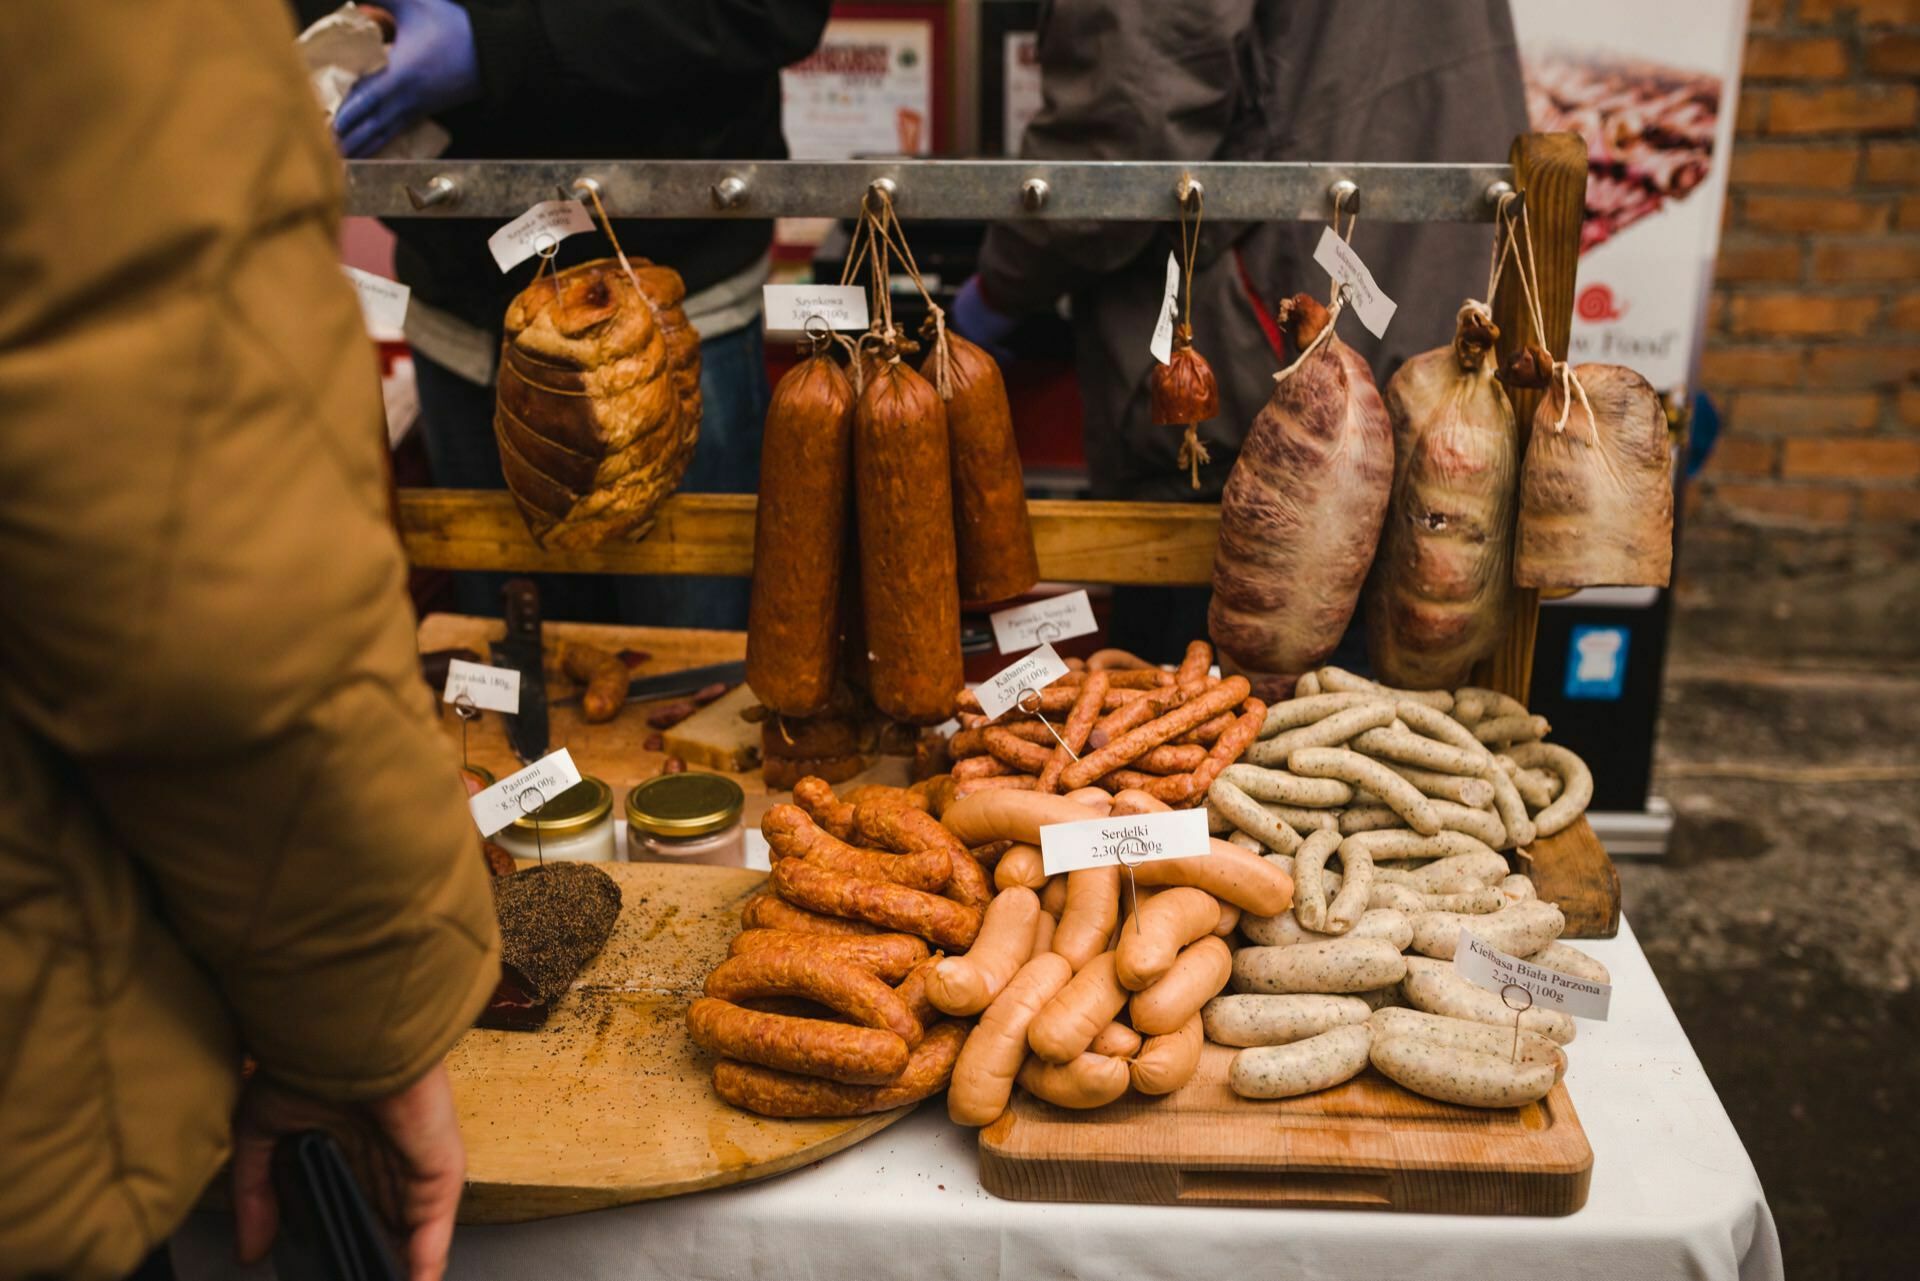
[1692,0,1920,530]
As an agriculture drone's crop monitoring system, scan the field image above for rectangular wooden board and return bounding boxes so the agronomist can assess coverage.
[980,1044,1591,1216]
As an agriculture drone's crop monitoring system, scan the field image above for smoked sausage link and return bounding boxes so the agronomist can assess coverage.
[926,333,1038,604]
[747,352,856,716]
[855,361,964,724]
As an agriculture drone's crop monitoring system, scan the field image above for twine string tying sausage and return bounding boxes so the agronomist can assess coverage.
[580,185,645,300]
[1176,176,1203,331]
[1272,191,1359,387]
[868,189,954,398]
[1505,199,1597,442]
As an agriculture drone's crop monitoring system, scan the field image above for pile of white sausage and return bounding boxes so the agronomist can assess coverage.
[1203,666,1608,1108]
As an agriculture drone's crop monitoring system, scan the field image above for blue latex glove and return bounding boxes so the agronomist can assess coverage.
[334,0,481,158]
[951,275,1020,367]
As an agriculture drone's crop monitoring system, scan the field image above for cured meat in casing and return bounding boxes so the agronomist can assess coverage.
[1209,295,1393,698]
[1515,363,1673,589]
[1364,305,1517,689]
[494,258,701,549]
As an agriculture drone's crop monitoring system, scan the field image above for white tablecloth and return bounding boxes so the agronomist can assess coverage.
[176,917,1781,1281]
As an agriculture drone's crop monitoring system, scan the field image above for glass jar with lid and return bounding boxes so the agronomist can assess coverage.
[491,775,616,864]
[626,772,746,866]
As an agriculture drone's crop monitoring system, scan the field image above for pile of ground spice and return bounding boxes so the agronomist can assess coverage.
[480,862,623,1031]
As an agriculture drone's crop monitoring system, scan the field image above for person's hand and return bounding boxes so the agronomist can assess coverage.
[950,275,1021,366]
[333,0,481,158]
[231,1062,467,1281]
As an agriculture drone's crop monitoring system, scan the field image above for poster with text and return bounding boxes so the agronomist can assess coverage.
[782,17,936,160]
[1511,0,1749,390]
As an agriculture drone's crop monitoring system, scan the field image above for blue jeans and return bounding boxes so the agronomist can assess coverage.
[413,324,768,628]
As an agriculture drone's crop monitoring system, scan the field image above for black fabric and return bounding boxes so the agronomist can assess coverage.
[294,0,832,328]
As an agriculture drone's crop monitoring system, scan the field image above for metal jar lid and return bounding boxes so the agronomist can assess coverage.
[626,772,745,839]
[511,775,613,835]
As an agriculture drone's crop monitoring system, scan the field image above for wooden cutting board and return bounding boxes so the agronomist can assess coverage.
[447,861,912,1223]
[980,1043,1592,1216]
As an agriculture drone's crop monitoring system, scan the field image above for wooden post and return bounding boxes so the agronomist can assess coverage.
[1478,132,1588,703]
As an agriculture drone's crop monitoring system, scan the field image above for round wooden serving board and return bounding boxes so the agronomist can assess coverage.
[448,861,911,1223]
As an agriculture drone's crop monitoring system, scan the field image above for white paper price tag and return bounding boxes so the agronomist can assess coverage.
[1040,809,1211,876]
[1313,226,1397,338]
[744,828,772,872]
[989,589,1098,654]
[487,200,596,272]
[1148,252,1179,364]
[469,749,584,838]
[442,658,521,714]
[1455,928,1612,1021]
[972,643,1071,722]
[762,284,870,332]
[342,265,410,334]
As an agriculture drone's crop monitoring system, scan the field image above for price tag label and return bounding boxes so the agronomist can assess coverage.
[972,643,1071,722]
[989,590,1098,654]
[762,284,870,332]
[1040,809,1211,876]
[442,658,521,714]
[342,265,410,333]
[487,200,596,272]
[1455,929,1612,1021]
[1148,252,1179,364]
[1313,226,1397,338]
[469,749,583,838]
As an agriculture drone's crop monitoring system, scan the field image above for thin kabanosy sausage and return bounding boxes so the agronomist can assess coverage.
[856,359,963,723]
[926,887,1041,1015]
[928,331,1039,604]
[771,857,982,951]
[949,953,1073,1126]
[746,351,856,716]
[1060,677,1251,791]
[1038,672,1108,794]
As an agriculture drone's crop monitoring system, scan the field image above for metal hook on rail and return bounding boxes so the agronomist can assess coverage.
[404,173,461,211]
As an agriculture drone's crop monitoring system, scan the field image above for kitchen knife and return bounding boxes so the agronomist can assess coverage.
[616,659,746,705]
[490,578,549,764]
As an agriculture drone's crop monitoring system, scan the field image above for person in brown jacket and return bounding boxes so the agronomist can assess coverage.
[0,4,500,1278]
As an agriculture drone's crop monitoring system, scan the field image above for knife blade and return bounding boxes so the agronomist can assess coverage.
[619,659,747,705]
[490,578,549,764]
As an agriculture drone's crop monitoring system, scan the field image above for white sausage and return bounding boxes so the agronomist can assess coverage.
[1401,957,1575,1044]
[1368,883,1504,915]
[1231,939,1408,995]
[1528,940,1611,984]
[1228,1024,1373,1099]
[1217,763,1354,808]
[1239,907,1413,951]
[1499,873,1537,902]
[1370,1035,1556,1108]
[1289,829,1342,932]
[1201,993,1372,1047]
[1371,849,1508,893]
[1409,898,1565,960]
[1288,747,1441,835]
[1370,1007,1566,1082]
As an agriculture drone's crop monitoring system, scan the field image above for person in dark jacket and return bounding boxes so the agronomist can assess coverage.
[953,0,1528,660]
[300,0,834,625]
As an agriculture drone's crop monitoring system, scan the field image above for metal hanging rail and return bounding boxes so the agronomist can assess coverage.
[344,159,1514,223]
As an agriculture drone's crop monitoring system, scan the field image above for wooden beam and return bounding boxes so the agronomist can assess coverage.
[1479,132,1588,704]
[396,489,1224,587]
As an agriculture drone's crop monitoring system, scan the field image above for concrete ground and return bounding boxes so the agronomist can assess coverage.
[1622,589,1920,1278]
